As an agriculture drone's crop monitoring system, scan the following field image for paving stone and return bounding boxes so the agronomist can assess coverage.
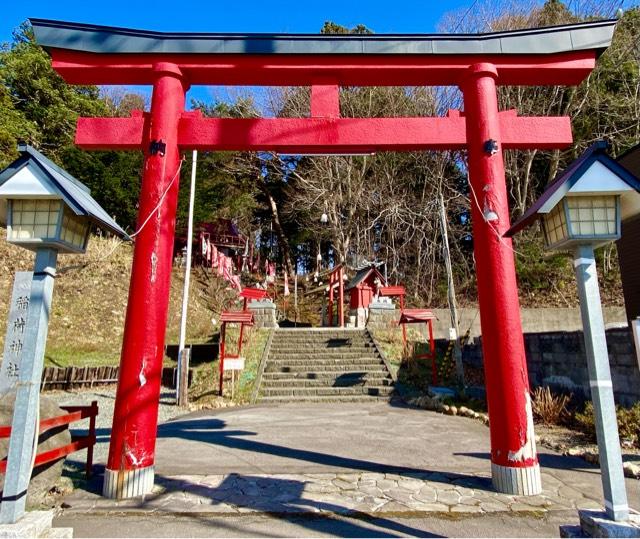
[376,479,397,491]
[397,478,425,491]
[459,496,481,506]
[336,474,360,483]
[455,486,476,497]
[413,486,437,503]
[451,504,483,513]
[385,488,415,504]
[376,501,412,513]
[510,502,543,512]
[437,490,461,505]
[480,501,510,512]
[360,473,386,481]
[333,478,357,490]
[358,485,384,497]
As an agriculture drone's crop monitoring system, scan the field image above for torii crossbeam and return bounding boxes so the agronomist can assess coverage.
[31,17,616,501]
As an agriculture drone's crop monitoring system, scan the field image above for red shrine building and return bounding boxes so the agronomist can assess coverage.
[30,17,617,500]
[346,264,386,327]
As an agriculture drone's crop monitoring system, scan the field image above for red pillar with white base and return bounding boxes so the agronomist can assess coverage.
[462,63,540,495]
[103,63,187,499]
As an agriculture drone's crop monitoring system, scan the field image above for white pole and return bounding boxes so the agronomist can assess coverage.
[177,150,198,406]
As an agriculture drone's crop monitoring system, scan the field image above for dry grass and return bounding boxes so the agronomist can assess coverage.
[531,386,571,426]
[0,231,220,367]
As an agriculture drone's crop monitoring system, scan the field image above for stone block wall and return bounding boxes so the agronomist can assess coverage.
[462,327,640,406]
[248,300,278,328]
[366,306,401,330]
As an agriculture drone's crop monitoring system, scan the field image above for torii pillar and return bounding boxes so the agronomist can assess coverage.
[463,63,539,493]
[103,63,187,498]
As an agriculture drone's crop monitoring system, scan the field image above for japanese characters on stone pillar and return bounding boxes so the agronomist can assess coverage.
[0,272,33,394]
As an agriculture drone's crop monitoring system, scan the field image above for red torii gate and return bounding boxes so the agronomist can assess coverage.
[30,18,616,500]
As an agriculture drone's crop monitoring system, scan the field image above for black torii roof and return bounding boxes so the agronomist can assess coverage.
[29,18,616,57]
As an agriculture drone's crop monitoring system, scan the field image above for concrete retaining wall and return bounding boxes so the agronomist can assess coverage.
[463,327,640,406]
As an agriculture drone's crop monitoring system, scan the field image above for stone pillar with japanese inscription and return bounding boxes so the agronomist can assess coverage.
[0,272,33,395]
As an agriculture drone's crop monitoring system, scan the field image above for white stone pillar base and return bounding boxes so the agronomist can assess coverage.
[492,462,541,495]
[103,466,154,499]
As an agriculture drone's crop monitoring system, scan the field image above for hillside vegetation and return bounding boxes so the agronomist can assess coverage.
[0,231,215,367]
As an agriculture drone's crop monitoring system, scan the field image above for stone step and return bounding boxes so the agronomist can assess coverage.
[262,369,390,379]
[266,361,384,370]
[260,395,393,403]
[262,377,393,388]
[42,527,74,538]
[262,386,395,397]
[262,374,393,388]
[269,348,378,359]
[270,341,373,348]
[269,344,375,351]
[271,339,374,348]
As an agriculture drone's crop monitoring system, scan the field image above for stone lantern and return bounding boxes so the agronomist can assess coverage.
[507,141,640,524]
[0,144,128,524]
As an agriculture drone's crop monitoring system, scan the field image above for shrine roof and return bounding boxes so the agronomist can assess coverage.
[30,18,616,57]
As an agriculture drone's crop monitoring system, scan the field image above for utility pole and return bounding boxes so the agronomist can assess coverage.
[177,150,198,406]
[439,193,464,386]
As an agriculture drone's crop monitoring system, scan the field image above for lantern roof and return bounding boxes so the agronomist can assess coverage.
[30,18,616,57]
[0,145,130,240]
[505,141,640,237]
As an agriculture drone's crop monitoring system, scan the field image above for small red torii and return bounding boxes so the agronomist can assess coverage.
[218,310,254,395]
[399,308,438,385]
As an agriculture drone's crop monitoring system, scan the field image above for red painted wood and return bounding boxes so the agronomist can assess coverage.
[49,49,596,87]
[0,403,97,478]
[107,63,187,474]
[75,113,573,152]
[379,285,406,297]
[398,309,437,323]
[240,287,268,301]
[462,63,537,471]
[220,311,254,324]
[311,85,340,118]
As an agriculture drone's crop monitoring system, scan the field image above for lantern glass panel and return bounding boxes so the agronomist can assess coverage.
[61,206,89,250]
[542,202,569,247]
[8,199,61,241]
[566,196,617,237]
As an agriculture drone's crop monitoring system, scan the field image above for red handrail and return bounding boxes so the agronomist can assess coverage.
[0,401,98,478]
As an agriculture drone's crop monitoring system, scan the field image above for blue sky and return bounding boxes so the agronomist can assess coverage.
[1,1,632,109]
[1,0,475,108]
[1,1,472,41]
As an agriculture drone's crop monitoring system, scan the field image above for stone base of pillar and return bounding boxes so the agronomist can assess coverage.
[491,462,541,495]
[103,465,154,499]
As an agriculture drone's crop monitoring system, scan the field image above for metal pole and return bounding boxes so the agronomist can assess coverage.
[573,244,629,522]
[0,248,57,524]
[177,150,198,407]
[438,193,464,386]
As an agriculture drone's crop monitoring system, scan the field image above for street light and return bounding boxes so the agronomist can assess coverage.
[506,141,640,523]
[0,144,128,524]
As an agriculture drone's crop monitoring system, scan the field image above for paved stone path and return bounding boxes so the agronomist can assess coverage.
[61,469,608,517]
[58,402,638,521]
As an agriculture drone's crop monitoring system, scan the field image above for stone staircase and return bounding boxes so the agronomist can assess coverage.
[258,328,395,403]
